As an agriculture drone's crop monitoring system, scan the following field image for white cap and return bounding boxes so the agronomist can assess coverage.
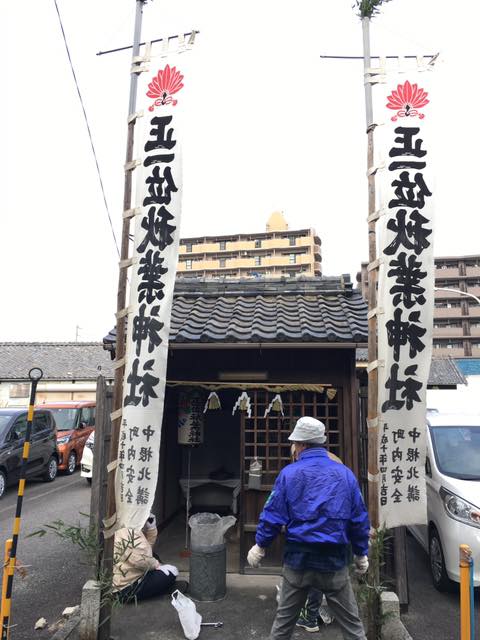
[288,417,326,444]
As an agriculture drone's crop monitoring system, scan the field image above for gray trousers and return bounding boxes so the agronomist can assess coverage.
[271,566,366,640]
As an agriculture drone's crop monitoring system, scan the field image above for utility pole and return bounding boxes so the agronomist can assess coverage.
[100,1,147,637]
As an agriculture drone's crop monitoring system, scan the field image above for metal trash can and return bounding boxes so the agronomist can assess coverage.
[188,513,236,602]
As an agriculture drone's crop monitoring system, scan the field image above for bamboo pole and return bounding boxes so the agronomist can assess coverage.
[362,16,379,529]
[100,2,146,637]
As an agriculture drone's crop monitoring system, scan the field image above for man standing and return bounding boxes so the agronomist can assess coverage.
[247,417,369,640]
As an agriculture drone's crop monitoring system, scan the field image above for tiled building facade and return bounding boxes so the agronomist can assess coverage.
[359,254,480,358]
[177,212,321,279]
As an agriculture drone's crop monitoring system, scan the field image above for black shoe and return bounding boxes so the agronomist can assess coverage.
[169,580,189,595]
[296,616,320,632]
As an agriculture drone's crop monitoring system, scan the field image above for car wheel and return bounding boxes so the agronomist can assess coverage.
[43,456,58,483]
[65,451,77,475]
[86,477,92,485]
[429,527,452,592]
[0,470,6,499]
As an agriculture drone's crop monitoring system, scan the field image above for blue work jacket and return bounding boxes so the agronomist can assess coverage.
[255,448,370,557]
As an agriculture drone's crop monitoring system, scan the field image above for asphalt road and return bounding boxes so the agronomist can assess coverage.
[0,471,92,640]
[402,533,479,640]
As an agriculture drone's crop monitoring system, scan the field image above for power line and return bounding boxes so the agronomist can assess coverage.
[53,0,120,258]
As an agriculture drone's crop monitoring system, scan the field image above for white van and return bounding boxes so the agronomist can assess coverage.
[410,413,480,591]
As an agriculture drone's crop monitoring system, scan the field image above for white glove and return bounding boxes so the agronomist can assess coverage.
[354,555,369,576]
[157,563,179,577]
[247,544,265,568]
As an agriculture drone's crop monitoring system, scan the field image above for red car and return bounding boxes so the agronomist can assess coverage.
[36,401,95,474]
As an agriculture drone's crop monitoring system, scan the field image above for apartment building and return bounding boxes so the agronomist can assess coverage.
[177,211,321,279]
[358,254,480,358]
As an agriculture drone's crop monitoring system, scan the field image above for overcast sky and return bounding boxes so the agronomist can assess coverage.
[1,0,478,342]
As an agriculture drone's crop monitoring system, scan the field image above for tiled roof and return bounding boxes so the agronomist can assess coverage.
[0,343,114,381]
[428,357,467,387]
[357,349,467,387]
[104,276,368,349]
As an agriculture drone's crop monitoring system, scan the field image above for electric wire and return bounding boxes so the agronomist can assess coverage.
[52,0,120,258]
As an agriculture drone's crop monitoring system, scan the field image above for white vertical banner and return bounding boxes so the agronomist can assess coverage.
[115,43,195,530]
[376,66,435,528]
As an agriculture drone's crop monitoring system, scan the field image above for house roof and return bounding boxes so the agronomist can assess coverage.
[357,349,467,387]
[428,357,468,387]
[104,276,368,350]
[0,343,114,381]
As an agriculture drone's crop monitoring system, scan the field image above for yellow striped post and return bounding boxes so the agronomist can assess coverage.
[1,367,43,640]
[459,544,472,640]
[0,539,12,629]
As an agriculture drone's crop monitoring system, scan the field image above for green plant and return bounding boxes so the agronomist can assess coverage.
[354,526,393,640]
[28,516,143,616]
[354,0,393,19]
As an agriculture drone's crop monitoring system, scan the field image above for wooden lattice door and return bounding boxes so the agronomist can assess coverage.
[239,388,343,572]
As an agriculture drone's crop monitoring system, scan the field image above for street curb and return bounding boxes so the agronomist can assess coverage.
[380,592,413,640]
[49,612,80,640]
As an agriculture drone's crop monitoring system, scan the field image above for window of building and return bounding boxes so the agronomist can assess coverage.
[289,237,296,246]
[289,253,296,264]
[466,260,480,267]
[219,258,226,268]
[255,239,262,248]
[186,243,193,253]
[9,383,29,398]
[186,259,192,270]
[255,256,261,266]
[219,241,226,250]
[445,341,463,349]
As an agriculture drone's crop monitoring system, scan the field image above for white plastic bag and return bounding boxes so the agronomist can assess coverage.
[171,590,202,640]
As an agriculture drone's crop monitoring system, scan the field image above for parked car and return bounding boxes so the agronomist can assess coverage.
[81,431,94,484]
[0,408,58,499]
[37,401,95,475]
[409,412,480,591]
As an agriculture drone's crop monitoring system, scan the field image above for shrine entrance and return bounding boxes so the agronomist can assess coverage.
[239,387,343,572]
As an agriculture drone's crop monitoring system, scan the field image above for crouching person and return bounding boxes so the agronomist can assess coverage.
[247,417,370,640]
[113,514,184,603]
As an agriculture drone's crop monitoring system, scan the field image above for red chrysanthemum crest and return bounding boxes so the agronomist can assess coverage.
[146,65,184,111]
[386,80,429,121]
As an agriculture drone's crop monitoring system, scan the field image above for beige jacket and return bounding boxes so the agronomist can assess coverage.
[113,525,158,591]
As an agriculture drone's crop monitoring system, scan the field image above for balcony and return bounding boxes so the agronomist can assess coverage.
[434,307,463,318]
[434,288,463,299]
[433,327,463,337]
[435,267,459,278]
[469,326,480,336]
[467,286,480,299]
[432,346,466,357]
[472,347,480,357]
[469,306,480,318]
[466,266,480,277]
